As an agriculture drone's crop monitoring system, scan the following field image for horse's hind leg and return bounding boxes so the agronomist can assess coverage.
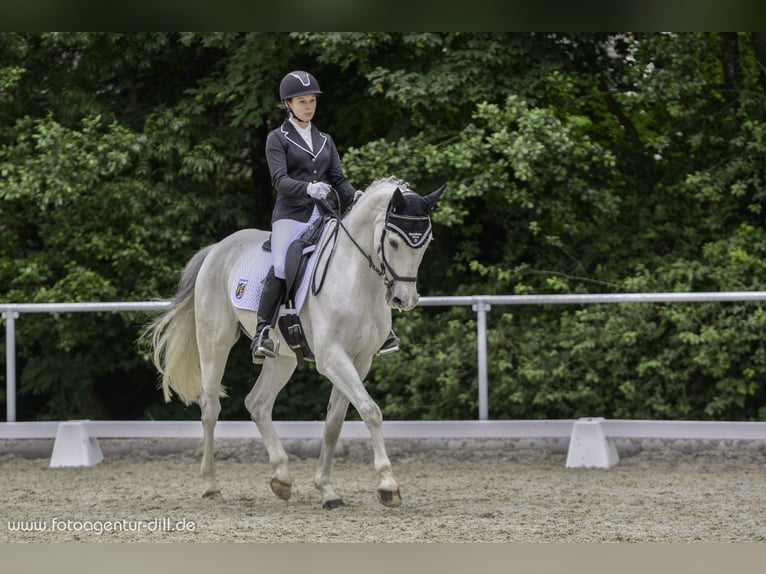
[244,355,297,501]
[314,386,350,509]
[199,378,223,498]
[198,320,239,497]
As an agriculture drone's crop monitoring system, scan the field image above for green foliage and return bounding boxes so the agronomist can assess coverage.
[3,32,766,422]
[367,224,766,422]
[370,308,479,419]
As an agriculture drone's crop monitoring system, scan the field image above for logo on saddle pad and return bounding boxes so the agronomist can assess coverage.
[235,280,248,299]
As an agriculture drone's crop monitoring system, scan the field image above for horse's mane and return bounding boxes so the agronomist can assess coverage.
[341,176,414,222]
[363,176,413,197]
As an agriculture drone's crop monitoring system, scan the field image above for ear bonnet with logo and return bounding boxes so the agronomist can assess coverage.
[385,184,447,248]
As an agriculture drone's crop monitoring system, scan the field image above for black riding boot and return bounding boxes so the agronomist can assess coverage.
[251,267,286,363]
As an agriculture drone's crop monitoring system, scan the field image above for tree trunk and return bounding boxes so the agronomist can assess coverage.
[720,32,742,89]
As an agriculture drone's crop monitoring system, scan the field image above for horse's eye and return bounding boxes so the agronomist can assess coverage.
[388,237,399,249]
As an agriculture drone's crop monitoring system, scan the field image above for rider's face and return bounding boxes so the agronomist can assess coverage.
[288,94,317,123]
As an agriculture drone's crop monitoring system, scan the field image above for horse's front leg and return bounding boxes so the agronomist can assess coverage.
[317,355,401,508]
[244,356,297,502]
[315,386,350,509]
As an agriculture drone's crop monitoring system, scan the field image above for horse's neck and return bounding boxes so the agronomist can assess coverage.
[331,194,389,293]
[343,192,388,246]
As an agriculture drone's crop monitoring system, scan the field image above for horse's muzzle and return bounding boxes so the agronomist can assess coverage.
[387,283,419,311]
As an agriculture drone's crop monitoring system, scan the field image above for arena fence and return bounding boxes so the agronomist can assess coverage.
[2,417,766,469]
[3,293,766,469]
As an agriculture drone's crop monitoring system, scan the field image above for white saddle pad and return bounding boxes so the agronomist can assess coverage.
[230,224,333,314]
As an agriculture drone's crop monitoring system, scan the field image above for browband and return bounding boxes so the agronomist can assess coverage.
[385,213,433,248]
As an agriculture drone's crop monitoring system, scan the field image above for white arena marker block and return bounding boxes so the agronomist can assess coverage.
[49,420,103,468]
[565,417,619,469]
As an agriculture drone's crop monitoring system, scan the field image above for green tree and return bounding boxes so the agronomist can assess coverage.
[3,33,766,422]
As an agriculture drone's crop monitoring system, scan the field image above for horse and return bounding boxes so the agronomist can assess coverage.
[145,176,446,509]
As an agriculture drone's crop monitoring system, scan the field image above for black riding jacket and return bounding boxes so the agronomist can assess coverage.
[265,120,356,223]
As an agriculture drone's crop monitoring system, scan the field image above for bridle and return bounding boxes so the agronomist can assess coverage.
[314,190,432,294]
[378,200,433,286]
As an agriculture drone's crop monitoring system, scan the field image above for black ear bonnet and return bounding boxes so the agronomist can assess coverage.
[385,190,433,248]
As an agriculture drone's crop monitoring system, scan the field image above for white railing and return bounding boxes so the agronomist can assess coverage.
[4,292,766,422]
[418,291,766,419]
[2,301,173,423]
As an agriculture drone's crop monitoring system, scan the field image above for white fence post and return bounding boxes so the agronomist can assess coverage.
[473,300,491,421]
[3,310,19,423]
[49,420,103,467]
[565,417,619,468]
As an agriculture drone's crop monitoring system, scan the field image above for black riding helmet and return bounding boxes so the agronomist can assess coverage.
[279,71,322,101]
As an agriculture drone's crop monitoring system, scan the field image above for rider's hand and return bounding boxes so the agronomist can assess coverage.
[306,182,330,200]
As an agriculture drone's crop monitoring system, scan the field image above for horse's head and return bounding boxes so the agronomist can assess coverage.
[377,182,447,311]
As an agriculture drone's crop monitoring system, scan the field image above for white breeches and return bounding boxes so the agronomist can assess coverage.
[271,206,321,279]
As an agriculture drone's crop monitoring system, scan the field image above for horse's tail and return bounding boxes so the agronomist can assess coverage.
[145,245,215,406]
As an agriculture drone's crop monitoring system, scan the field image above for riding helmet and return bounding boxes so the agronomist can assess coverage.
[279,71,322,100]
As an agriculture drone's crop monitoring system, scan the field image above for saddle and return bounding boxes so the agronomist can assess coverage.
[262,214,336,368]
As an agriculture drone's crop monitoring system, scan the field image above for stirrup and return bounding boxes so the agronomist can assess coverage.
[376,334,400,356]
[251,328,278,363]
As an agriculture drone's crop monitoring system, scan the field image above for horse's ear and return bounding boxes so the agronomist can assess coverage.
[391,187,405,212]
[423,183,447,211]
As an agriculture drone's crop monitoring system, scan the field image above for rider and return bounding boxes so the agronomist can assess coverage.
[252,70,399,362]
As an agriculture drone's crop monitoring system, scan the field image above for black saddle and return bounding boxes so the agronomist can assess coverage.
[261,215,335,368]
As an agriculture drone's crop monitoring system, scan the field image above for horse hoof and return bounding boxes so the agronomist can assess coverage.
[322,498,346,510]
[376,488,402,507]
[270,478,293,501]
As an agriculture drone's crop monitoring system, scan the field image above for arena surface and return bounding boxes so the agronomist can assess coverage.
[2,437,765,542]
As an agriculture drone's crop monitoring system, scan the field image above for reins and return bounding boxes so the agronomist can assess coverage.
[312,192,385,296]
[320,194,387,278]
[310,211,341,295]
